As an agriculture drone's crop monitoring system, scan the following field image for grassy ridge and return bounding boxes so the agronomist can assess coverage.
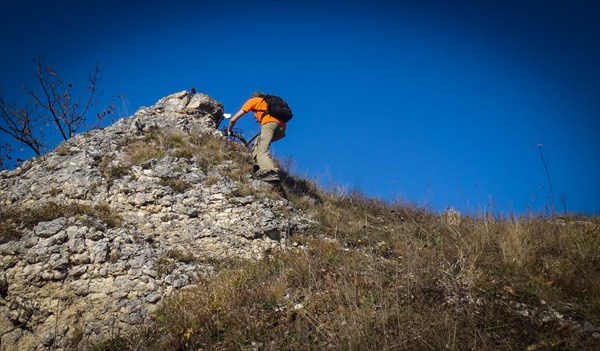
[2,129,597,350]
[90,184,599,350]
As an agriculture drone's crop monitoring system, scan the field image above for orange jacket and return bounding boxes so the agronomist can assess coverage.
[242,97,287,128]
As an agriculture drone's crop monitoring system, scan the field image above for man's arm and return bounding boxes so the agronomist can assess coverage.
[228,109,246,134]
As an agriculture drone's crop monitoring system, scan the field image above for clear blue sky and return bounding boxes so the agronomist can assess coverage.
[1,0,599,215]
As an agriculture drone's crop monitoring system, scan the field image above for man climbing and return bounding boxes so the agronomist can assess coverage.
[228,91,291,182]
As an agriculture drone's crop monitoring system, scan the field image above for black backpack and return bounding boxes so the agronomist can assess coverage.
[262,94,293,122]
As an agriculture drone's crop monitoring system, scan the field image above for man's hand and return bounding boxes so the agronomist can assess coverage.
[227,109,245,136]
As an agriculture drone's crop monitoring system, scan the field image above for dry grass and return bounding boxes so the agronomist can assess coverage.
[0,219,22,244]
[132,130,254,179]
[87,185,599,350]
[126,142,166,164]
[0,202,123,242]
[51,130,597,350]
[98,154,131,183]
[159,178,192,193]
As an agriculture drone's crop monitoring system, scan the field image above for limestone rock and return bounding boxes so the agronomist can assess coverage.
[0,91,315,350]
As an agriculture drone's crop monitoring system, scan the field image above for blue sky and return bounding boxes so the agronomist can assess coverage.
[1,0,599,215]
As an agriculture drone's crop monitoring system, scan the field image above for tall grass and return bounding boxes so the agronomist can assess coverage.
[87,184,599,351]
[35,131,594,350]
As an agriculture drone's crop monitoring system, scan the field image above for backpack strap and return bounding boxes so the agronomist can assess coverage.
[254,97,268,116]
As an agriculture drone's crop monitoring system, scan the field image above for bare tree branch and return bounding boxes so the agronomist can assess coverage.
[0,96,44,155]
[35,58,68,140]
[77,63,101,127]
[0,57,117,166]
[0,144,12,170]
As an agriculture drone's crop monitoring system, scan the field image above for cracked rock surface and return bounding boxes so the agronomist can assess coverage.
[0,91,314,350]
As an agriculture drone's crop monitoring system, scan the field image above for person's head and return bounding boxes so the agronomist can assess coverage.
[251,91,265,98]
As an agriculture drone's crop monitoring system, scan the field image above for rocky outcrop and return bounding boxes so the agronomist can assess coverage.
[0,91,314,350]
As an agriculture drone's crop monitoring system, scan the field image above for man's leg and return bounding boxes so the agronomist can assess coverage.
[252,122,285,174]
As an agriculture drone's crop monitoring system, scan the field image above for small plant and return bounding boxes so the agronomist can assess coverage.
[91,203,123,228]
[68,326,85,348]
[167,249,195,263]
[0,218,22,244]
[531,142,555,217]
[88,182,99,195]
[48,187,62,196]
[203,176,220,187]
[163,132,185,149]
[228,183,256,198]
[159,178,192,194]
[98,155,131,183]
[126,142,166,164]
[154,257,176,278]
[55,143,73,156]
[187,134,204,146]
[144,130,186,150]
[195,157,216,174]
[202,135,223,151]
[170,146,197,160]
[106,164,130,182]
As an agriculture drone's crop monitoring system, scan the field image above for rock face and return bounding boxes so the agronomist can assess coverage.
[0,91,313,350]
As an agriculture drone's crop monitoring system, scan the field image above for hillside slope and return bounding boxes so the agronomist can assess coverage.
[0,91,315,350]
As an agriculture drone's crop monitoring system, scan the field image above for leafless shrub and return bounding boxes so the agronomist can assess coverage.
[0,58,124,166]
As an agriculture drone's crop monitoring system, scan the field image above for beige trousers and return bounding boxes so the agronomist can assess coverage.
[252,122,285,173]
